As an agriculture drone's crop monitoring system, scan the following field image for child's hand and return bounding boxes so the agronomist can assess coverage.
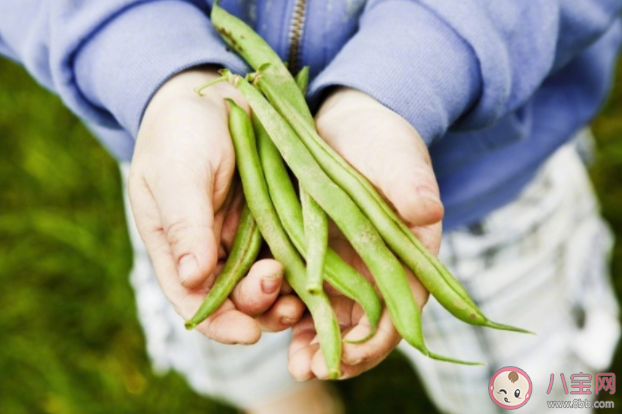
[288,87,443,380]
[129,68,304,344]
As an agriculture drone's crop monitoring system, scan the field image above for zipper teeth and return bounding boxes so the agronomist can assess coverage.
[287,0,308,73]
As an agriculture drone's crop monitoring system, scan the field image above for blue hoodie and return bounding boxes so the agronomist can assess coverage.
[0,0,621,230]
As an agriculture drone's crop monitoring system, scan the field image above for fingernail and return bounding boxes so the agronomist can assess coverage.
[178,254,198,282]
[417,186,441,204]
[309,335,319,346]
[261,274,280,294]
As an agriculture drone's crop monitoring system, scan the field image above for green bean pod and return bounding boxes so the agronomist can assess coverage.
[257,80,532,335]
[184,205,261,330]
[293,66,329,294]
[254,117,381,339]
[226,73,480,365]
[300,187,328,294]
[209,3,526,335]
[227,99,342,379]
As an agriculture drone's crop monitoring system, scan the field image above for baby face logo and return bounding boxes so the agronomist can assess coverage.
[489,367,532,409]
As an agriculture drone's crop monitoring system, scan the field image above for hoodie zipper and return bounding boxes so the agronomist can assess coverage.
[287,0,308,73]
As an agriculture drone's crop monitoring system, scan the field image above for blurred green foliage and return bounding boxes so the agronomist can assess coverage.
[0,57,620,414]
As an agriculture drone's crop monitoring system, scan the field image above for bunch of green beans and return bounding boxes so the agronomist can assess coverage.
[185,2,533,375]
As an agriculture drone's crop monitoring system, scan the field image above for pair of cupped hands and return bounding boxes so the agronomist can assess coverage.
[130,68,444,381]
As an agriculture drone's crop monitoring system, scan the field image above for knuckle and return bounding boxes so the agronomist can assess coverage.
[164,219,192,244]
[164,220,209,253]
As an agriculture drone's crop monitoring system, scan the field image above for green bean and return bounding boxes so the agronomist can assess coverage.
[184,205,261,330]
[292,66,329,294]
[300,187,328,294]
[211,2,523,347]
[225,73,480,365]
[227,99,342,378]
[209,4,526,334]
[258,80,532,334]
[255,117,381,340]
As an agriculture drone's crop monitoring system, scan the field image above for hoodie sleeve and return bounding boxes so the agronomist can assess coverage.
[307,0,622,145]
[0,0,247,137]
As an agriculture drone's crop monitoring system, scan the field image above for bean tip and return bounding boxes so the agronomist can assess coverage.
[427,351,485,366]
[328,369,341,380]
[194,75,228,96]
[485,321,536,335]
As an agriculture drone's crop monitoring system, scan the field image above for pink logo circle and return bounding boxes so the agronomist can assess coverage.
[489,367,532,410]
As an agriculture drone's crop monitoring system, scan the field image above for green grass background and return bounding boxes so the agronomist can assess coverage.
[0,57,620,414]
